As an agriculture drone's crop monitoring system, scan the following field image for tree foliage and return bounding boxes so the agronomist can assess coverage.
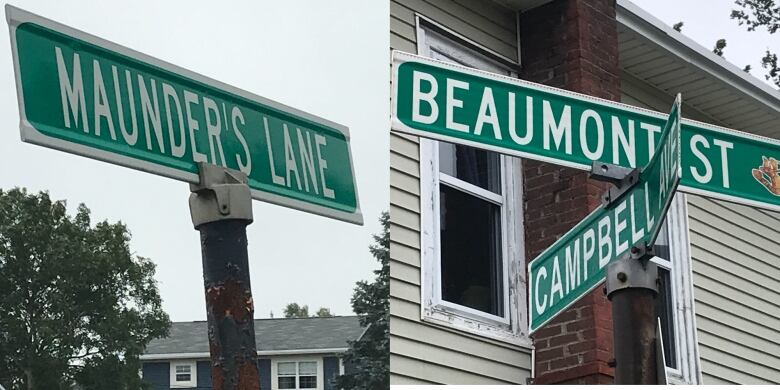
[713,38,728,56]
[731,0,780,33]
[0,188,170,389]
[732,0,780,87]
[761,49,780,85]
[335,212,389,389]
[283,303,310,318]
[283,303,333,318]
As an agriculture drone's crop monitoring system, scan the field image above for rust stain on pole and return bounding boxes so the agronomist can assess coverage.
[200,220,261,389]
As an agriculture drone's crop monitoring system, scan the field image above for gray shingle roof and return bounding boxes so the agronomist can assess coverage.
[143,316,363,356]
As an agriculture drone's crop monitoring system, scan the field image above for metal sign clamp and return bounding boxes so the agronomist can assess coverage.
[189,163,253,228]
[588,162,640,208]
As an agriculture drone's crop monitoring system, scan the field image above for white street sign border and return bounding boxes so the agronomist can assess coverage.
[391,50,780,213]
[7,5,363,225]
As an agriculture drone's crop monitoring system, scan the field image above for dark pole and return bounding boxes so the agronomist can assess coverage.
[605,248,660,385]
[189,163,260,389]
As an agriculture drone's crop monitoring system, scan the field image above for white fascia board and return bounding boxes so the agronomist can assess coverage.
[140,348,348,361]
[617,0,780,114]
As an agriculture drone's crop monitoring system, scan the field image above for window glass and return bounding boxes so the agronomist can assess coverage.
[653,222,677,370]
[440,183,503,316]
[175,365,191,382]
[439,142,501,193]
[278,362,297,389]
[278,376,296,389]
[278,362,296,376]
[299,376,317,389]
[298,362,317,375]
[656,267,677,369]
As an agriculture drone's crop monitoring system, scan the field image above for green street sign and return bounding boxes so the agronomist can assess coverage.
[527,96,682,334]
[7,6,362,225]
[391,51,780,213]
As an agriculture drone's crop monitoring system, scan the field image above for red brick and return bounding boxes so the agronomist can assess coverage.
[567,340,597,354]
[550,355,581,371]
[532,323,564,339]
[549,332,579,348]
[536,346,565,362]
[565,318,593,332]
[523,0,619,383]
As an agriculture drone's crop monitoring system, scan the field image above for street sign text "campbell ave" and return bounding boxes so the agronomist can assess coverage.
[527,96,682,333]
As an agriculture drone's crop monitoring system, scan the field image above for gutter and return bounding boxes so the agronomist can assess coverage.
[140,347,349,361]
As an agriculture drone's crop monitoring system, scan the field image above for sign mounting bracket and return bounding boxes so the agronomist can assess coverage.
[588,162,640,208]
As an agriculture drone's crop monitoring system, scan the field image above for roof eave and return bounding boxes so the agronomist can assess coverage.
[617,0,780,114]
[139,347,349,361]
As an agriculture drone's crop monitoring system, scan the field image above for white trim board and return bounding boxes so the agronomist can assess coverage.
[139,348,348,361]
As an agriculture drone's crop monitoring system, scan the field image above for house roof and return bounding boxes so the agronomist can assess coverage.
[616,0,780,138]
[493,0,780,137]
[141,316,364,360]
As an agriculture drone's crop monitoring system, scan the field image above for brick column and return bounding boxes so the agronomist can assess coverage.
[519,0,619,384]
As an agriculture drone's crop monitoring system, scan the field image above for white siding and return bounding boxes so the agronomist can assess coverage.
[621,75,780,384]
[389,0,530,384]
[688,196,780,385]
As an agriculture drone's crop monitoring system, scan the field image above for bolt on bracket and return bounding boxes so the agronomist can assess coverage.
[605,244,658,298]
[189,163,253,228]
[588,161,640,208]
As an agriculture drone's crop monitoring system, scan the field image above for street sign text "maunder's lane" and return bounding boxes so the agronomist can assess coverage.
[7,6,362,224]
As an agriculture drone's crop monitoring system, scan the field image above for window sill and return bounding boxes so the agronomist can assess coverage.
[422,305,532,348]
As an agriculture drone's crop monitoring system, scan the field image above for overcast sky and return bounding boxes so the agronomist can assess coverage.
[632,0,779,89]
[0,1,389,321]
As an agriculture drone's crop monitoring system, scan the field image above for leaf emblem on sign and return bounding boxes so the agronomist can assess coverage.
[752,156,780,195]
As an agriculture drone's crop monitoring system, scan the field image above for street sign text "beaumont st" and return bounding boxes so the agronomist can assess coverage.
[391,51,780,213]
[527,97,682,333]
[7,6,362,224]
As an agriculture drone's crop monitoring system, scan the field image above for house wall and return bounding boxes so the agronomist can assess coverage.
[142,362,169,390]
[323,356,341,390]
[142,356,341,389]
[688,197,780,384]
[622,73,780,385]
[389,0,532,385]
[197,361,212,388]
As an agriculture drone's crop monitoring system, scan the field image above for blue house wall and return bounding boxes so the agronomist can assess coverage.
[141,362,169,390]
[143,357,339,389]
[323,356,339,390]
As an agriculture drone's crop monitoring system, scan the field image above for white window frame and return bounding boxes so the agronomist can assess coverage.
[169,360,197,388]
[270,356,324,390]
[416,16,530,346]
[651,193,702,384]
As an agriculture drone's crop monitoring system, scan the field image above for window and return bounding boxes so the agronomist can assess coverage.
[417,19,528,344]
[169,361,196,388]
[649,194,701,384]
[272,359,321,390]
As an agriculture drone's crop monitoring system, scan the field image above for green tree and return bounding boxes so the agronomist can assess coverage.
[335,212,389,389]
[283,303,310,318]
[713,38,728,56]
[0,188,170,389]
[282,304,333,318]
[731,0,780,86]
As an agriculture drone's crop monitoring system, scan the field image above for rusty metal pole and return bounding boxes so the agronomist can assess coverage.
[605,247,659,385]
[189,162,260,389]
